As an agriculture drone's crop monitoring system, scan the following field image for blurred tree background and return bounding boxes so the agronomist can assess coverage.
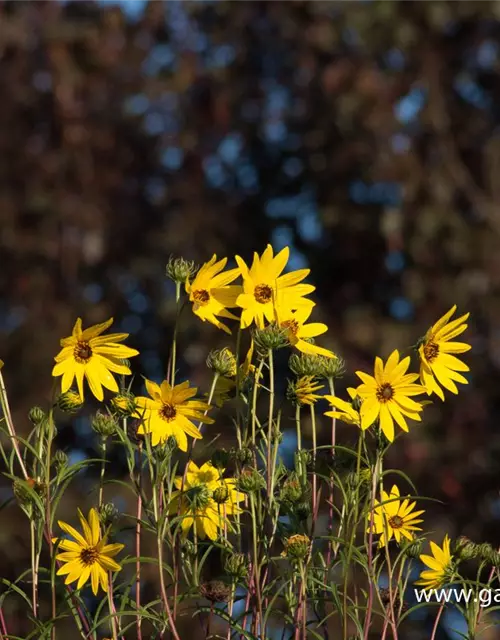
[1,1,500,637]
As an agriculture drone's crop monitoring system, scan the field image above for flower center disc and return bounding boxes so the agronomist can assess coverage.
[376,383,394,402]
[282,319,299,335]
[423,340,440,363]
[74,341,92,363]
[388,515,404,529]
[80,546,99,566]
[254,284,273,304]
[160,403,177,422]
[193,289,210,305]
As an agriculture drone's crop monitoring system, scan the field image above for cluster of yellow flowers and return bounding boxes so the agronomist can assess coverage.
[49,246,471,594]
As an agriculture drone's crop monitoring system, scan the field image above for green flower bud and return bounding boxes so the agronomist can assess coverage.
[212,484,230,504]
[91,411,117,438]
[199,580,231,603]
[224,552,248,579]
[453,536,479,561]
[166,256,197,284]
[110,392,137,417]
[318,356,346,380]
[237,467,265,493]
[253,323,288,354]
[281,534,311,561]
[295,501,311,521]
[53,450,68,470]
[185,484,212,510]
[206,348,237,377]
[232,446,253,466]
[56,390,85,414]
[403,537,424,559]
[29,406,46,426]
[280,473,303,505]
[289,353,325,377]
[99,502,119,527]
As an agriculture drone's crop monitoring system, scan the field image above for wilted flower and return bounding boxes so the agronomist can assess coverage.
[281,534,311,560]
[287,376,323,406]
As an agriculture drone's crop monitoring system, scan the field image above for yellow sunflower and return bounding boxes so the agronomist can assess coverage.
[278,307,336,358]
[235,245,315,329]
[324,396,361,427]
[169,461,244,540]
[186,255,242,334]
[368,484,424,547]
[354,350,425,442]
[415,535,453,590]
[418,305,471,400]
[288,375,323,405]
[54,508,124,595]
[52,318,139,401]
[134,379,213,449]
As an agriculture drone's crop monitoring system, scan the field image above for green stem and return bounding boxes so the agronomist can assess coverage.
[250,493,263,636]
[266,349,274,501]
[170,281,182,385]
[0,370,28,479]
[251,360,265,447]
[99,438,107,509]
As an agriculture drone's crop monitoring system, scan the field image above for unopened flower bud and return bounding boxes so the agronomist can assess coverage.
[289,353,324,377]
[56,391,84,414]
[280,473,303,504]
[54,450,68,470]
[212,484,230,504]
[281,534,311,561]
[110,392,137,417]
[29,406,46,426]
[166,256,197,284]
[91,411,117,438]
[253,324,288,354]
[453,536,479,561]
[403,537,424,559]
[233,446,253,466]
[99,502,119,527]
[237,467,265,493]
[206,348,237,377]
[318,355,345,380]
[224,552,248,579]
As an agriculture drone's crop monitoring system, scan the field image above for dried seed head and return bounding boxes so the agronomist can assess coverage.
[199,580,231,603]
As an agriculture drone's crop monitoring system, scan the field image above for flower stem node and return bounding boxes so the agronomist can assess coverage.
[237,467,265,493]
[166,256,197,284]
[281,534,311,561]
[206,348,237,377]
[91,411,118,438]
[56,391,84,414]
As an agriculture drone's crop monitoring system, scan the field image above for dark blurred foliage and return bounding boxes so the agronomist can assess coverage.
[2,1,500,637]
